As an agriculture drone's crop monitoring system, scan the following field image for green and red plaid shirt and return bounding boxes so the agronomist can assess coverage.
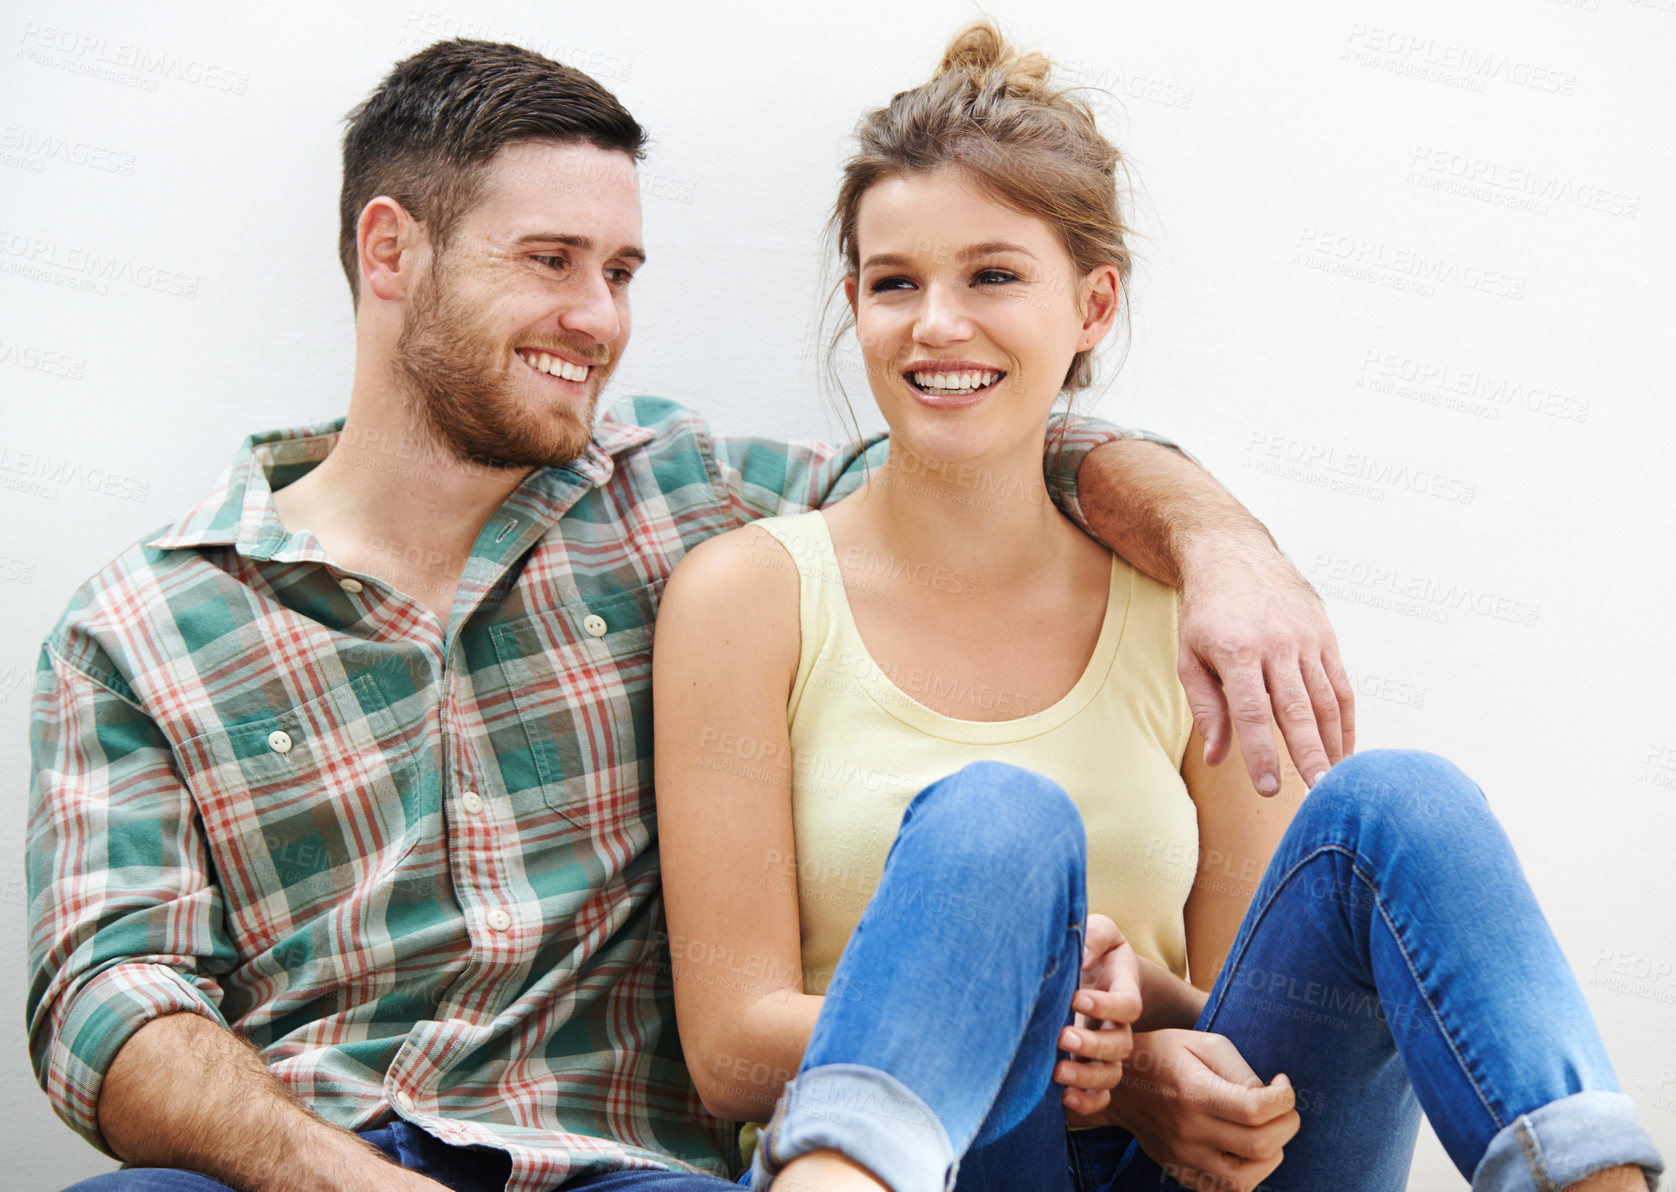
[27,396,1146,1190]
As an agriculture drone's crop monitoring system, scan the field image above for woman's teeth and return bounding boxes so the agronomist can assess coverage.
[520,350,591,383]
[910,370,1000,394]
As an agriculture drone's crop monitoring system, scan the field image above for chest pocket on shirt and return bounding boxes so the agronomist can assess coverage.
[487,580,660,831]
[177,671,430,953]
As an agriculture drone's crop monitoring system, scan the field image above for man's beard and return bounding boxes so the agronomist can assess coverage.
[393,264,606,471]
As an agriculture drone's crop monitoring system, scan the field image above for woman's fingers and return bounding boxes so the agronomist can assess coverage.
[1072,981,1143,1028]
[1059,1022,1133,1067]
[1082,912,1124,964]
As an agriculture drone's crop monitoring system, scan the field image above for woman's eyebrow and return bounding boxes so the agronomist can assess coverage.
[861,241,1037,271]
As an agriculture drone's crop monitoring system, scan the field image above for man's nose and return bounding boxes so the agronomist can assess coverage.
[557,272,621,344]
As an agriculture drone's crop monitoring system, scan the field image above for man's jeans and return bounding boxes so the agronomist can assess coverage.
[749,753,1665,1192]
[61,1121,739,1191]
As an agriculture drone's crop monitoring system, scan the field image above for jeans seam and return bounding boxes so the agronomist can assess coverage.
[1512,1115,1566,1192]
[1201,842,1507,1138]
[1347,852,1508,1135]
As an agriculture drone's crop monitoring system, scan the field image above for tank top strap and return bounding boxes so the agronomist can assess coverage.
[749,511,846,718]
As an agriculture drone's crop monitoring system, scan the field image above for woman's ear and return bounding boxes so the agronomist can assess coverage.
[843,274,859,313]
[1077,264,1121,350]
[359,196,425,303]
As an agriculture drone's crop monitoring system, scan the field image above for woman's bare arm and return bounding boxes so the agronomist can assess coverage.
[1181,723,1307,992]
[652,526,826,1121]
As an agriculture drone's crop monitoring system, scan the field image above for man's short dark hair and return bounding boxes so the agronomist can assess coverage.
[338,38,647,305]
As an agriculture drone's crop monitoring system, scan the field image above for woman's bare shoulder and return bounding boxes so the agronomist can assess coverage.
[659,522,802,644]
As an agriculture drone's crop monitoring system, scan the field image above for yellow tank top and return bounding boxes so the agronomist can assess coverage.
[754,511,1199,989]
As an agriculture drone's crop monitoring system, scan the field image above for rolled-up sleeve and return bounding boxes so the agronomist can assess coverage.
[1045,417,1189,534]
[27,637,234,1154]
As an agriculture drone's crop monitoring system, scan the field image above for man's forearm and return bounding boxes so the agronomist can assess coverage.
[99,1012,436,1192]
[1076,439,1277,588]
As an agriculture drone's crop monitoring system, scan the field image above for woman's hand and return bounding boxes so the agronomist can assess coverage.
[1056,914,1143,1117]
[1108,1029,1299,1192]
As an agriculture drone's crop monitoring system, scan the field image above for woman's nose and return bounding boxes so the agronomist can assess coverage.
[912,283,973,347]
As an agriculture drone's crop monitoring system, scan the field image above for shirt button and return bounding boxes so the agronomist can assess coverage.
[486,908,512,932]
[338,577,364,594]
[394,1089,415,1113]
[460,790,484,815]
[267,730,293,754]
[583,613,608,638]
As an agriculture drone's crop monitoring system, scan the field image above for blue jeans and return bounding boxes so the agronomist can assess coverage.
[748,753,1665,1192]
[62,1121,738,1191]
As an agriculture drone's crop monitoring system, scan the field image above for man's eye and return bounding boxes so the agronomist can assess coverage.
[974,269,1019,286]
[606,267,635,286]
[534,255,569,271]
[868,276,914,294]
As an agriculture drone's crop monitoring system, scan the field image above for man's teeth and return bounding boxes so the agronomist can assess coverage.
[911,370,1000,393]
[521,350,591,382]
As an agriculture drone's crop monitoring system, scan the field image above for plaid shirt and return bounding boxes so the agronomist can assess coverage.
[26,396,1143,1191]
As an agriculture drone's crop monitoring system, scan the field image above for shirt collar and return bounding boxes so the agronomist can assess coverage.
[146,405,657,557]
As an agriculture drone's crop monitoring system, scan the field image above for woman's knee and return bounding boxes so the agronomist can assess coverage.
[1301,748,1491,848]
[908,762,1081,840]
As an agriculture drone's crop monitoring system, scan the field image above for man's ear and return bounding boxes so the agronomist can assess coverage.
[1077,264,1121,351]
[358,197,425,303]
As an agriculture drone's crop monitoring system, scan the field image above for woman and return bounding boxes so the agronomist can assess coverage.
[651,23,1662,1192]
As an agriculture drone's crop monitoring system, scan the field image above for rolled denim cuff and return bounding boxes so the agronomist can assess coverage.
[748,1063,955,1192]
[1472,1090,1664,1191]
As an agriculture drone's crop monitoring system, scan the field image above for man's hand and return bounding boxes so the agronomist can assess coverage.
[1075,439,1355,795]
[1109,1029,1300,1192]
[1056,914,1143,1118]
[1178,539,1354,794]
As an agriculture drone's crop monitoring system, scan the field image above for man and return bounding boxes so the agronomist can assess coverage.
[28,39,1351,1192]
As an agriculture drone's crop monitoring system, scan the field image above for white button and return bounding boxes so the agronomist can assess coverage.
[583,613,607,638]
[486,908,512,932]
[267,730,293,754]
[461,790,484,815]
[394,1089,414,1112]
[338,577,364,594]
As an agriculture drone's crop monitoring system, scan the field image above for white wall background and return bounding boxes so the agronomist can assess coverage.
[3,0,1672,1186]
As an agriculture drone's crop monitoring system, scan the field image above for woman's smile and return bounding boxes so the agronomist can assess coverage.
[901,359,1008,408]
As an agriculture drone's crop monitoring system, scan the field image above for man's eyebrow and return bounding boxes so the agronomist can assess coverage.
[514,232,647,264]
[860,241,1038,270]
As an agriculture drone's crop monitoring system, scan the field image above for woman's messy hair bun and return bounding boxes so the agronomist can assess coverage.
[936,21,1053,98]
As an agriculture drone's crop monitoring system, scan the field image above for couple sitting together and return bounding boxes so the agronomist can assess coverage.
[27,24,1661,1192]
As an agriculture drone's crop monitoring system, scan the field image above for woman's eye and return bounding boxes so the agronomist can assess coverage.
[973,268,1019,286]
[868,275,914,294]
